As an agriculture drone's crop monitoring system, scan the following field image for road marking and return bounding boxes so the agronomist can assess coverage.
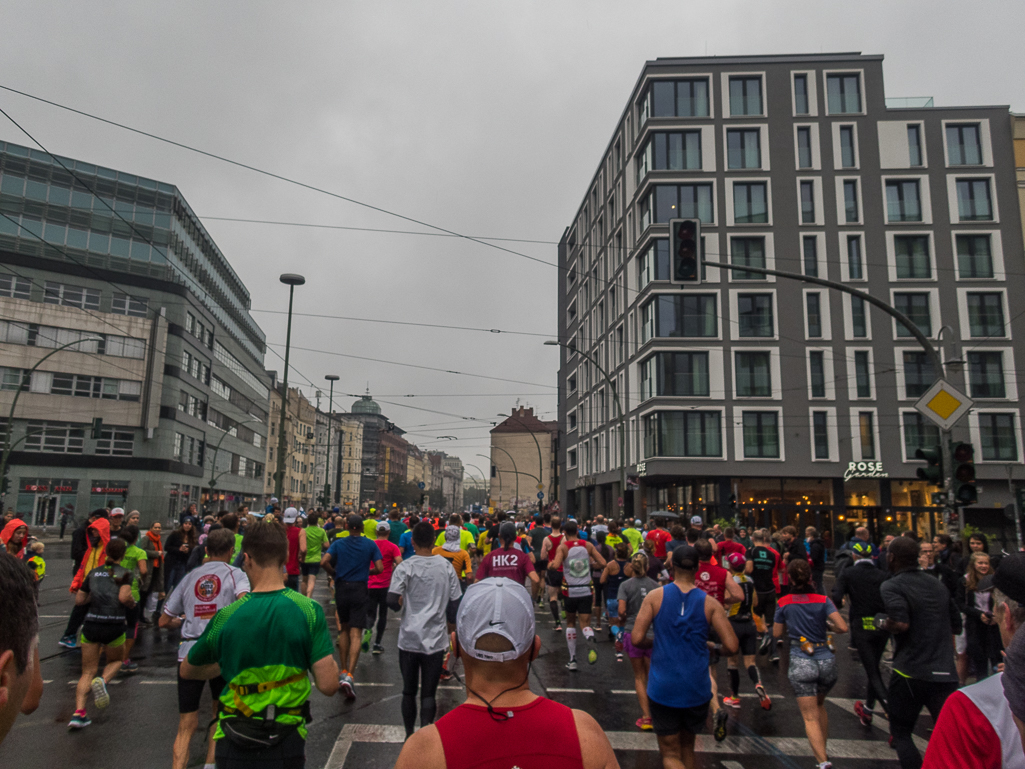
[610,689,636,694]
[547,687,594,693]
[37,615,71,618]
[323,723,908,766]
[139,680,176,685]
[355,682,394,687]
[437,686,463,691]
[827,698,928,751]
[722,762,745,769]
[66,679,122,685]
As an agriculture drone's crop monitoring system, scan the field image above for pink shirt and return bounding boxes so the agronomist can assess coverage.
[369,538,402,589]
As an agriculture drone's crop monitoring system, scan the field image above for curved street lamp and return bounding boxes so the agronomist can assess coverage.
[498,411,545,511]
[274,273,305,501]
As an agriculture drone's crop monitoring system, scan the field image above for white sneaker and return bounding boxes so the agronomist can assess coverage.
[565,659,578,672]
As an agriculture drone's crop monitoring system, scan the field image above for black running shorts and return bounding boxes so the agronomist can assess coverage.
[648,698,710,737]
[177,663,226,714]
[335,581,370,629]
[546,568,562,589]
[730,619,758,656]
[562,593,593,615]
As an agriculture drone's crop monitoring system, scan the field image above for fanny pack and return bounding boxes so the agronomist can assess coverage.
[220,701,311,750]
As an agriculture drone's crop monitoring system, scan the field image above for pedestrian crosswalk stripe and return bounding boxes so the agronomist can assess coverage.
[547,687,594,693]
[722,762,745,769]
[827,698,927,751]
[139,680,176,685]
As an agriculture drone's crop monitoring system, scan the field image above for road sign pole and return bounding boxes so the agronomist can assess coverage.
[1009,466,1023,552]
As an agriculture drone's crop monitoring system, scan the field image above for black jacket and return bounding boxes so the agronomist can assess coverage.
[923,564,959,601]
[71,523,90,570]
[807,538,826,570]
[832,560,888,624]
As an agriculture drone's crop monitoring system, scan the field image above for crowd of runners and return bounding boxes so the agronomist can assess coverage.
[4,502,1025,768]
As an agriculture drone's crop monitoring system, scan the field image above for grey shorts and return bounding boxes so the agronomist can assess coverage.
[787,654,838,698]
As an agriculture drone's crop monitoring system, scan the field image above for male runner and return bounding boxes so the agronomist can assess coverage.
[321,514,383,699]
[646,518,672,560]
[529,514,552,600]
[161,529,250,769]
[540,516,565,631]
[622,519,644,555]
[282,507,302,591]
[550,520,607,670]
[478,522,540,597]
[748,529,782,662]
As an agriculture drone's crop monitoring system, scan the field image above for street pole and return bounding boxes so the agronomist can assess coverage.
[466,462,490,506]
[1008,465,1023,552]
[545,340,626,519]
[208,418,261,496]
[492,445,520,511]
[323,374,339,507]
[477,453,509,510]
[274,274,305,502]
[499,412,545,511]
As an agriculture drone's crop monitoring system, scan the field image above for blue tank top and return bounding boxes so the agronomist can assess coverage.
[647,584,712,708]
[605,559,629,600]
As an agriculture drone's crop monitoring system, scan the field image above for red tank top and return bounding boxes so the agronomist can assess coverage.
[285,525,301,576]
[435,696,584,769]
[695,561,729,604]
[546,534,564,571]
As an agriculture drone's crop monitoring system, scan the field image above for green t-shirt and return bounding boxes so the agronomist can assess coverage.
[233,532,244,561]
[304,526,328,563]
[120,545,148,602]
[363,518,379,538]
[623,527,643,554]
[187,589,334,739]
[464,522,480,539]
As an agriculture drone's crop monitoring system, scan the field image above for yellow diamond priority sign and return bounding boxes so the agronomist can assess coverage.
[914,379,973,431]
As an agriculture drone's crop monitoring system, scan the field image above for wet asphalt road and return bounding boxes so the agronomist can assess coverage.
[1,538,937,769]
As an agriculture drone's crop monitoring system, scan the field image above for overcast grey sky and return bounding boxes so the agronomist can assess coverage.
[3,1,1024,472]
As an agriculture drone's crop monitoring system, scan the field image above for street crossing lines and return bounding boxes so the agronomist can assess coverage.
[826,697,928,752]
[546,687,594,693]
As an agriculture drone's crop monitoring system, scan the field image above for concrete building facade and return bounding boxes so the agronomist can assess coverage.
[265,384,316,509]
[490,406,558,512]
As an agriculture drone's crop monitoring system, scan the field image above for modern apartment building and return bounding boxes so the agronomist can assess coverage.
[556,53,1025,543]
[0,140,269,524]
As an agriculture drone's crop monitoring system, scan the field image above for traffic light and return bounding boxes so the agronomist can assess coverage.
[914,445,943,486]
[669,218,701,284]
[952,442,978,506]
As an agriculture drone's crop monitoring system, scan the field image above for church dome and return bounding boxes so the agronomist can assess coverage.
[351,394,381,415]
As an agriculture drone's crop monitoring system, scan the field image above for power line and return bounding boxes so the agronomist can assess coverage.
[250,309,551,338]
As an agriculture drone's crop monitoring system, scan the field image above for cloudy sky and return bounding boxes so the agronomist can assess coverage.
[3,1,1023,473]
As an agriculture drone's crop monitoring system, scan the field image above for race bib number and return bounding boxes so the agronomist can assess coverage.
[194,603,218,620]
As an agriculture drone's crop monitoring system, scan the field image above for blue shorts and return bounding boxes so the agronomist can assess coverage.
[606,599,619,619]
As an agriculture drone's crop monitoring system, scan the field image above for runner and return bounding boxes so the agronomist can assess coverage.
[368,521,403,654]
[387,508,409,546]
[68,538,134,729]
[435,513,475,552]
[622,519,644,555]
[601,541,633,650]
[540,516,565,631]
[300,512,328,598]
[748,529,782,663]
[645,517,672,560]
[723,552,771,711]
[181,519,338,768]
[393,577,618,769]
[591,531,614,630]
[398,515,419,559]
[115,525,148,673]
[550,520,607,670]
[160,529,250,769]
[282,507,302,591]
[830,539,889,724]
[477,522,539,594]
[320,513,384,699]
[388,522,463,738]
[433,525,474,586]
[61,512,111,649]
[631,545,737,769]
[618,551,657,730]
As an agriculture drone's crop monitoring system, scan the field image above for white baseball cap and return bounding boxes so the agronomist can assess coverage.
[456,578,535,662]
[110,507,125,517]
[376,521,391,533]
[690,515,703,526]
[283,507,299,524]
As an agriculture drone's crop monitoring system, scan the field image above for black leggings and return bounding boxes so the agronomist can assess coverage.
[966,619,1003,680]
[887,676,957,769]
[399,649,445,737]
[64,603,88,639]
[753,591,776,627]
[851,627,890,711]
[368,587,389,644]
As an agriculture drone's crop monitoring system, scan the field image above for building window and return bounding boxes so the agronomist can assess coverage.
[803,236,818,277]
[729,76,762,116]
[826,73,861,113]
[731,236,766,278]
[568,412,578,431]
[727,129,761,169]
[733,185,768,225]
[642,295,718,339]
[638,132,702,181]
[968,351,1005,399]
[735,351,771,397]
[858,412,876,459]
[652,184,714,223]
[843,180,859,223]
[903,412,940,459]
[894,236,931,279]
[956,234,993,279]
[806,293,822,337]
[957,179,993,221]
[886,180,923,222]
[980,413,1018,461]
[903,351,936,398]
[644,411,721,458]
[43,282,100,311]
[568,449,577,469]
[946,124,983,166]
[0,274,31,300]
[839,126,856,168]
[644,352,710,397]
[907,125,924,167]
[95,429,134,456]
[812,411,829,459]
[796,127,813,169]
[737,294,774,337]
[111,293,148,318]
[847,236,864,280]
[24,421,85,454]
[854,351,872,398]
[809,351,826,398]
[894,293,932,337]
[851,297,867,338]
[967,292,1004,337]
[651,78,710,118]
[793,74,809,114]
[800,181,815,224]
[742,412,780,458]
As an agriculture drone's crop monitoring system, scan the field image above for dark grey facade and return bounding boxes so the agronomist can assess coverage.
[556,53,1025,544]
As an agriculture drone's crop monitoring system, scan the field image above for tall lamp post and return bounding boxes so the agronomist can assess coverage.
[545,339,626,517]
[465,463,489,508]
[322,374,340,507]
[274,273,305,501]
[491,445,521,511]
[498,411,545,511]
[477,453,508,510]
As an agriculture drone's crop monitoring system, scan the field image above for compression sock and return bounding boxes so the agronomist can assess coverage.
[729,667,740,697]
[550,601,561,624]
[566,627,577,660]
[748,665,761,686]
[582,626,595,643]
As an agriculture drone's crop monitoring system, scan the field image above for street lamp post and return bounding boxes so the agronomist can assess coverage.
[477,453,508,509]
[466,462,489,506]
[545,340,626,518]
[208,418,262,496]
[322,374,340,507]
[491,445,521,511]
[274,274,305,502]
[498,412,545,511]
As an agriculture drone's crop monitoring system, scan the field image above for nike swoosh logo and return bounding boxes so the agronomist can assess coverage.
[489,621,504,626]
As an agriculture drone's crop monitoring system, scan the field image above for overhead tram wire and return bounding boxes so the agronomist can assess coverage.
[250,309,552,338]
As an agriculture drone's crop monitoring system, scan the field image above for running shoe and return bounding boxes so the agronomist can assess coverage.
[361,629,372,652]
[338,672,356,700]
[769,653,780,665]
[587,647,598,665]
[756,684,772,711]
[58,634,77,649]
[615,652,624,662]
[723,696,741,709]
[635,716,653,731]
[121,659,138,673]
[757,634,772,656]
[713,708,728,742]
[91,676,110,709]
[67,711,91,729]
[816,763,833,769]
[372,643,384,655]
[565,659,578,672]
[440,669,453,682]
[554,622,563,633]
[854,700,873,726]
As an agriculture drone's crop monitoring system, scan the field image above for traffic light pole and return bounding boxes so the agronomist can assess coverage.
[701,260,961,535]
